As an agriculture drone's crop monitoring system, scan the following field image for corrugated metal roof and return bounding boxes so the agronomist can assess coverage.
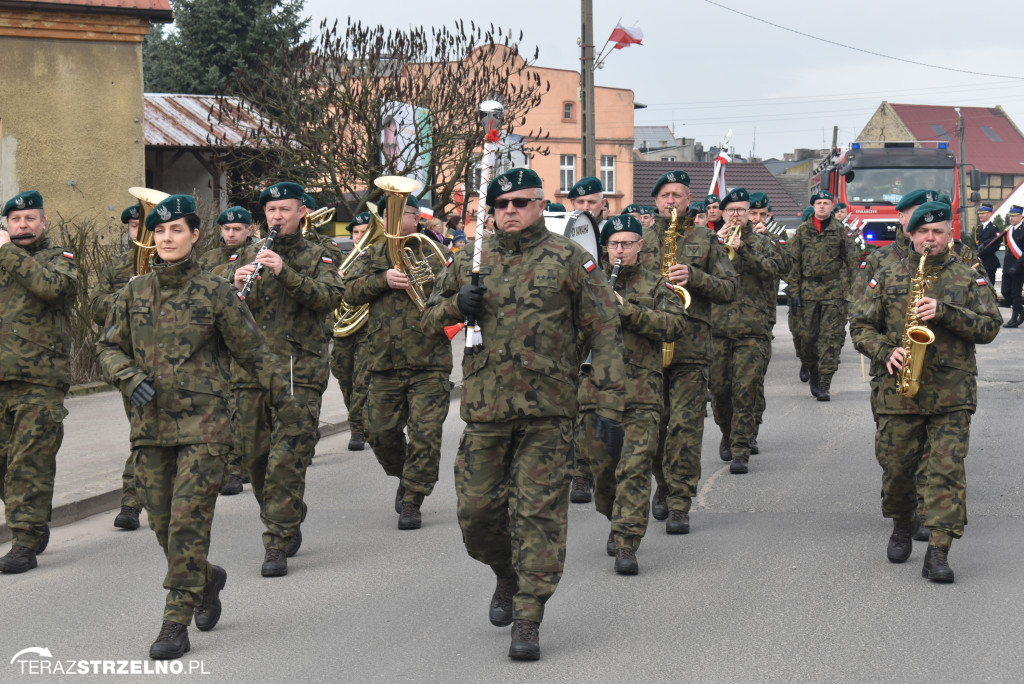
[889,103,1024,175]
[144,93,272,149]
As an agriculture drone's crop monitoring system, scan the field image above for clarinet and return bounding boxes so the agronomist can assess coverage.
[580,258,622,373]
[237,226,280,301]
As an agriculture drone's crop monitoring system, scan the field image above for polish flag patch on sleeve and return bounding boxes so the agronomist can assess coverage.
[228,253,239,262]
[62,251,75,260]
[583,259,597,273]
[446,256,454,266]
[868,278,878,289]
[976,277,988,286]
[860,261,867,269]
[321,256,334,264]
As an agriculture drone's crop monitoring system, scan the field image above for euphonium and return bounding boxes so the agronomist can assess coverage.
[376,175,450,312]
[333,206,386,337]
[127,186,170,275]
[661,207,692,367]
[896,247,936,398]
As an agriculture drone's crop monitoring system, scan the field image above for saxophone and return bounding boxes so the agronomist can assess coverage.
[896,247,936,398]
[661,208,692,367]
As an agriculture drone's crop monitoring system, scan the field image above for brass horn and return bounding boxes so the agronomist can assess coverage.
[301,205,336,237]
[127,186,170,275]
[333,205,386,337]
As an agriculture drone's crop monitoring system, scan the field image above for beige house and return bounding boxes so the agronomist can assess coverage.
[0,0,172,234]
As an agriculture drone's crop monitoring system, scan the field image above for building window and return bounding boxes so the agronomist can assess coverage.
[563,102,574,121]
[600,155,615,193]
[560,155,576,192]
[660,156,676,162]
[981,126,1002,143]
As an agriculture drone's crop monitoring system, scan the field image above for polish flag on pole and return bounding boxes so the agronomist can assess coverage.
[710,151,730,198]
[609,22,643,49]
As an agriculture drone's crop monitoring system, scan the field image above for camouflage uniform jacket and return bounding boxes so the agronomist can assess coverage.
[849,251,1001,416]
[339,239,453,373]
[199,240,252,277]
[225,231,345,393]
[711,223,785,340]
[640,214,737,365]
[764,229,792,325]
[91,248,134,327]
[97,256,292,446]
[786,217,858,301]
[580,260,688,412]
[0,235,79,392]
[422,218,626,423]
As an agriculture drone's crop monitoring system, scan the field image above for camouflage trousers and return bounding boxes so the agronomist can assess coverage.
[787,301,803,358]
[223,390,243,480]
[365,369,452,506]
[710,336,770,461]
[0,382,66,551]
[569,419,593,483]
[134,442,226,625]
[753,335,773,427]
[652,364,708,513]
[875,410,970,548]
[579,408,657,550]
[455,417,573,624]
[330,330,369,434]
[794,299,848,377]
[237,385,321,551]
[114,394,141,510]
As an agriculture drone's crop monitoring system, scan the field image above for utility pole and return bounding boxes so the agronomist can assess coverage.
[956,109,969,233]
[831,125,839,152]
[580,0,597,178]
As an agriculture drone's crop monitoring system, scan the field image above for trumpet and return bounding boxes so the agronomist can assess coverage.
[301,206,336,237]
[723,219,744,260]
[333,206,386,337]
[127,186,170,275]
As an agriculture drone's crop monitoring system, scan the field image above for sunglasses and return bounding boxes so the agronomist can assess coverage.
[494,197,543,210]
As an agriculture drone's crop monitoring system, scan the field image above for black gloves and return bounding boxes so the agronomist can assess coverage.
[593,416,625,459]
[789,296,803,308]
[457,283,487,318]
[130,379,155,407]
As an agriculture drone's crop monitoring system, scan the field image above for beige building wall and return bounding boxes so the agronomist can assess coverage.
[855,102,915,146]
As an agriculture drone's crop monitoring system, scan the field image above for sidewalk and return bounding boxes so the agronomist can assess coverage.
[1,339,467,543]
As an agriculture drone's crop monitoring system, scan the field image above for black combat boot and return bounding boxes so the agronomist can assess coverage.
[220,474,243,496]
[666,510,690,535]
[809,373,820,398]
[749,434,759,455]
[1004,309,1022,328]
[922,545,955,583]
[651,485,668,521]
[799,363,810,383]
[729,455,749,474]
[569,476,593,503]
[817,375,832,402]
[285,529,302,557]
[886,516,919,563]
[913,510,929,542]
[398,502,422,530]
[0,545,37,574]
[114,506,141,531]
[261,548,287,577]
[37,525,50,554]
[614,546,639,575]
[149,620,190,660]
[509,619,540,661]
[606,531,616,557]
[489,574,517,627]
[241,471,251,484]
[194,564,227,632]
[348,432,366,450]
[718,434,732,462]
[394,483,405,515]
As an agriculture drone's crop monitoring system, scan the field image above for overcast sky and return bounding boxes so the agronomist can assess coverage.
[303,0,1024,161]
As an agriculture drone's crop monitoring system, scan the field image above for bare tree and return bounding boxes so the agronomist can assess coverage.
[211,19,550,218]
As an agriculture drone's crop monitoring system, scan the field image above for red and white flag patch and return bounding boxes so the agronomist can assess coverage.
[445,256,454,266]
[868,278,878,289]
[228,253,239,262]
[583,259,596,273]
[976,277,988,286]
[62,251,74,260]
[321,256,334,264]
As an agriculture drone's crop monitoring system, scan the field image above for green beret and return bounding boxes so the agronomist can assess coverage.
[719,187,750,210]
[600,214,643,245]
[486,168,543,206]
[623,203,642,214]
[546,202,567,212]
[145,194,197,230]
[907,201,952,233]
[350,211,371,227]
[748,192,769,209]
[301,193,317,210]
[568,176,603,199]
[120,203,141,224]
[834,202,847,211]
[895,189,937,213]
[217,206,253,225]
[936,193,951,207]
[767,203,773,212]
[651,171,691,197]
[689,201,707,214]
[2,190,44,217]
[376,194,421,214]
[641,206,656,215]
[705,194,720,205]
[259,181,305,206]
[810,190,835,203]
[801,207,814,221]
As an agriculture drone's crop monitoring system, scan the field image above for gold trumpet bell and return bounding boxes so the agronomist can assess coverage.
[128,186,170,275]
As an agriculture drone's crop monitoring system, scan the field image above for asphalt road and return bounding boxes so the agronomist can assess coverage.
[3,309,1023,683]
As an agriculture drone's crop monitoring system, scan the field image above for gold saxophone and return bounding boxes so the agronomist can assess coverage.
[896,247,935,398]
[333,205,386,337]
[661,207,692,367]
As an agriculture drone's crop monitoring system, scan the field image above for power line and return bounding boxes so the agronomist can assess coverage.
[703,0,1024,81]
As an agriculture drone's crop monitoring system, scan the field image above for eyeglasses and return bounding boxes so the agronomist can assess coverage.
[607,239,639,249]
[724,207,748,215]
[494,197,543,210]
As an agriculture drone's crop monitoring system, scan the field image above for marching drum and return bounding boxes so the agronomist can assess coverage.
[544,210,601,260]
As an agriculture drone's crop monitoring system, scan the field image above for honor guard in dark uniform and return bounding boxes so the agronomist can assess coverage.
[974,204,1001,286]
[786,191,858,400]
[640,172,737,533]
[850,201,1002,582]
[1000,205,1024,328]
[98,193,300,658]
[227,181,345,577]
[422,168,625,660]
[0,191,78,574]
[340,192,453,530]
[709,189,785,473]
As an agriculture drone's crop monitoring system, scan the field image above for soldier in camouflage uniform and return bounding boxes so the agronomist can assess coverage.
[91,203,144,531]
[709,189,785,474]
[850,201,1002,583]
[578,215,687,575]
[227,181,345,578]
[422,168,625,661]
[340,194,453,530]
[640,172,736,533]
[786,192,858,401]
[97,193,300,658]
[788,206,814,383]
[0,191,78,574]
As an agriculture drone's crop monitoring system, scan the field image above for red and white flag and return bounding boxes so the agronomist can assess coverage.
[609,22,643,49]
[710,151,731,198]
